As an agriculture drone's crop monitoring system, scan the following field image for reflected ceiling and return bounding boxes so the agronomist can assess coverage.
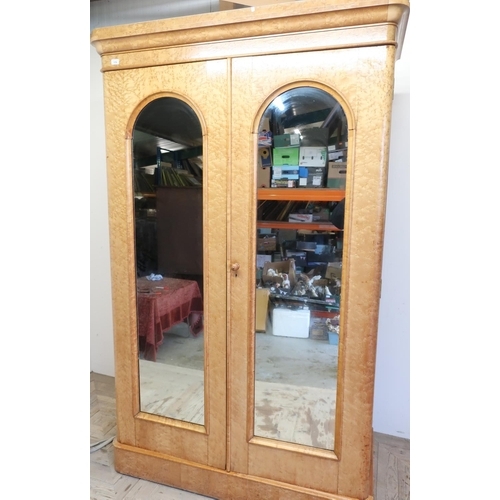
[133,87,346,162]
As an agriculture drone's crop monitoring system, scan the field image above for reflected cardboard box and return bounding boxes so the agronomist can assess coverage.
[262,259,297,288]
[299,146,327,167]
[255,288,271,332]
[271,179,297,188]
[327,162,347,189]
[288,213,313,223]
[256,254,272,268]
[257,233,277,252]
[309,310,340,341]
[258,147,272,168]
[298,166,326,188]
[325,262,342,279]
[272,166,300,180]
[257,166,271,187]
[328,146,348,162]
[312,208,330,221]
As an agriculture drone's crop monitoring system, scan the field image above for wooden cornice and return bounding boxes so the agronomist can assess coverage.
[91,0,410,61]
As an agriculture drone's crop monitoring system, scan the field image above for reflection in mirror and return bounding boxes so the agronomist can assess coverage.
[254,87,347,450]
[133,97,205,424]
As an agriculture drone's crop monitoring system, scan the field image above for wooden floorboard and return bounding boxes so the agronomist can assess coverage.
[90,372,410,499]
[373,431,410,500]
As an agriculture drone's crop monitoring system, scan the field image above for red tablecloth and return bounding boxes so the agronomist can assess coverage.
[137,277,203,361]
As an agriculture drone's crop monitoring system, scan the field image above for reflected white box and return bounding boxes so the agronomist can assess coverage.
[272,308,310,338]
[298,146,327,167]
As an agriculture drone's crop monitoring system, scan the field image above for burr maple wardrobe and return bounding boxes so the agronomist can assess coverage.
[91,1,409,499]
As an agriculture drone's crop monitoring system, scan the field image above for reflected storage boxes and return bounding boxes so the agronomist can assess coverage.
[262,259,297,288]
[327,162,347,189]
[272,166,300,180]
[257,232,277,252]
[272,307,311,338]
[272,147,300,166]
[255,288,271,332]
[298,166,326,187]
[273,133,300,148]
[309,310,340,341]
[325,262,342,279]
[257,166,271,187]
[258,147,272,168]
[299,147,328,167]
[257,147,272,187]
[271,165,300,188]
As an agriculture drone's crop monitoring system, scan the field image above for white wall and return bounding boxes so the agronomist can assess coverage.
[90,0,217,31]
[373,93,410,438]
[372,20,411,438]
[90,3,410,439]
[90,46,115,376]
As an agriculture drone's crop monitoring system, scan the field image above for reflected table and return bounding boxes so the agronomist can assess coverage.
[137,277,203,361]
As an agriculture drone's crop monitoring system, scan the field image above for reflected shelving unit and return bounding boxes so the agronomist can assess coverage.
[257,188,345,229]
[91,1,410,499]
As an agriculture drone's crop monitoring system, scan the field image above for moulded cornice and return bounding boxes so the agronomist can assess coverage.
[91,0,409,62]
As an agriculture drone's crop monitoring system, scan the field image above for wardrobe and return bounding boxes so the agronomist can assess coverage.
[91,1,409,499]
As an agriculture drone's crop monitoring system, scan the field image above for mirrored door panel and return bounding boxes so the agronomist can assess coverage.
[229,49,360,493]
[254,87,346,451]
[100,57,228,468]
[132,97,205,424]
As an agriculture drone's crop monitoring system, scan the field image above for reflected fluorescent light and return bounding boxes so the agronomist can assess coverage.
[273,96,285,112]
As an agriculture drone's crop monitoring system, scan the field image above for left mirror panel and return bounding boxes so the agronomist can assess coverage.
[132,97,205,425]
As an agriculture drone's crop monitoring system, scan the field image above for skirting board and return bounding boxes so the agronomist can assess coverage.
[114,439,373,500]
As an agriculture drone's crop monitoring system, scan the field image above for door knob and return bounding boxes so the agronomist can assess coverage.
[231,263,240,276]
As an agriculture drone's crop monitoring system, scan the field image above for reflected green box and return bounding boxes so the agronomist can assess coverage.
[272,147,300,166]
[274,133,300,148]
[326,178,346,189]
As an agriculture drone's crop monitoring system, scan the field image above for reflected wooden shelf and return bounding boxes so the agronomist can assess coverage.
[257,188,345,201]
[269,293,340,310]
[257,220,342,231]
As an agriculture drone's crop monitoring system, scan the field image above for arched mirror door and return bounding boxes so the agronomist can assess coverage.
[132,96,206,425]
[253,87,347,451]
[110,58,228,471]
[228,48,364,496]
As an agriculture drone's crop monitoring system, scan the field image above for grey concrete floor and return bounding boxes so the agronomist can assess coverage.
[152,321,338,389]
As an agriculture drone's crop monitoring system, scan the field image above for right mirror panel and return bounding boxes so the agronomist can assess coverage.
[254,87,347,451]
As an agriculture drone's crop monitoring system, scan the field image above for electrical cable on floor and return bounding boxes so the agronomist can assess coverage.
[90,436,115,453]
